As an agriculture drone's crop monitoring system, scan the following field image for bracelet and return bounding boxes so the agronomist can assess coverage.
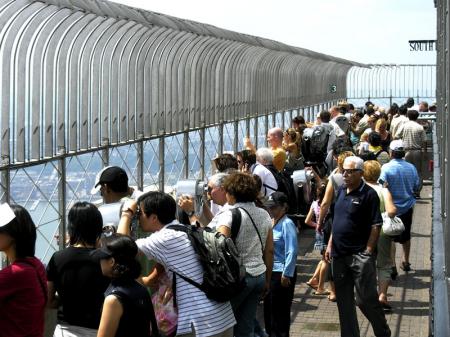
[121,211,133,220]
[122,207,134,215]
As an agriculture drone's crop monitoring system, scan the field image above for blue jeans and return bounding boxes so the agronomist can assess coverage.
[231,273,265,337]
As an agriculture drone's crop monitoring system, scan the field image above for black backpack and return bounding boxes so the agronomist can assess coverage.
[301,124,332,163]
[168,209,247,302]
[358,149,387,162]
[263,164,298,215]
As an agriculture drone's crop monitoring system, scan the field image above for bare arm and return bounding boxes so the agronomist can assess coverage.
[304,206,316,229]
[366,225,381,253]
[216,225,231,237]
[117,199,137,236]
[382,188,397,217]
[46,281,58,309]
[317,180,334,227]
[97,295,123,337]
[262,228,274,297]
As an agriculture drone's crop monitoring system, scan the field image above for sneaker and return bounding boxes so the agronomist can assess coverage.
[400,262,411,272]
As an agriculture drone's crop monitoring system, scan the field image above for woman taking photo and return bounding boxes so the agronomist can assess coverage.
[263,192,298,337]
[47,202,109,336]
[0,203,47,337]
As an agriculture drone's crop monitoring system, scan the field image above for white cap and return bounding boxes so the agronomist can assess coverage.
[0,203,16,227]
[390,139,404,151]
[90,166,112,195]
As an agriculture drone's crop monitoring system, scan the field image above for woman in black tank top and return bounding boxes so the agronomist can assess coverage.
[93,234,159,337]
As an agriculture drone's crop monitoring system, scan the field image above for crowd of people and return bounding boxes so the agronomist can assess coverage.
[0,98,430,337]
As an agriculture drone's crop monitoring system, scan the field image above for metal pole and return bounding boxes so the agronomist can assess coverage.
[234,120,239,153]
[58,156,67,251]
[200,126,205,180]
[183,131,189,179]
[137,139,144,191]
[159,136,165,192]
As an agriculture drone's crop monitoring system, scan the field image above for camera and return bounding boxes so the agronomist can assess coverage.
[291,168,315,205]
[174,179,207,215]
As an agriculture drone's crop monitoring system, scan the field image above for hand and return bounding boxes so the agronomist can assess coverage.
[280,276,291,288]
[122,199,137,214]
[260,280,270,299]
[178,195,195,213]
[324,245,332,263]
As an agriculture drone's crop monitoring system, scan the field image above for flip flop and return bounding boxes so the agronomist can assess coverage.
[313,290,330,295]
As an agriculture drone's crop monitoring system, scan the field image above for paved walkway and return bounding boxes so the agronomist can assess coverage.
[288,185,432,337]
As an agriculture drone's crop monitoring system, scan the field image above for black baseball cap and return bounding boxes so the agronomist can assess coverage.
[91,166,128,194]
[90,246,114,261]
[264,192,288,208]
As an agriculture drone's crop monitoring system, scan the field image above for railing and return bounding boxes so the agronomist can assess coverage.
[431,0,450,336]
[0,0,363,265]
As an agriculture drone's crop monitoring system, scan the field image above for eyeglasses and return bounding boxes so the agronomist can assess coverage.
[342,168,362,175]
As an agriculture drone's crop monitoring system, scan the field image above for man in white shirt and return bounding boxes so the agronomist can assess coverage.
[91,166,143,236]
[118,192,236,337]
[391,105,409,139]
[252,148,278,197]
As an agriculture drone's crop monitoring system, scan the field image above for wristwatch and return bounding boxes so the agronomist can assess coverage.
[186,210,195,217]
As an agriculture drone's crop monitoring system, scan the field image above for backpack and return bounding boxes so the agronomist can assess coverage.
[301,125,332,164]
[358,149,387,162]
[333,115,350,136]
[168,210,247,302]
[264,164,298,215]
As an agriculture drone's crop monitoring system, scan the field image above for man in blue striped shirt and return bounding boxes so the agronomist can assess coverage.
[379,140,420,272]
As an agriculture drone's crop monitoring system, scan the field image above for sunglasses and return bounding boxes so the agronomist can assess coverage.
[342,168,362,175]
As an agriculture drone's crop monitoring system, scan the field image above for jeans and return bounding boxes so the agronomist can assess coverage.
[263,270,297,337]
[332,253,391,337]
[231,273,266,337]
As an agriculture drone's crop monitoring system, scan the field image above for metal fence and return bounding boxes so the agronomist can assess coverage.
[0,0,357,264]
[347,64,436,108]
[432,0,450,336]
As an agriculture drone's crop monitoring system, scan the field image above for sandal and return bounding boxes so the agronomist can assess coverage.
[379,301,392,311]
[328,294,337,302]
[400,262,411,272]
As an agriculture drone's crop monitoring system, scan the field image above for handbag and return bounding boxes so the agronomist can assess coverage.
[381,212,405,236]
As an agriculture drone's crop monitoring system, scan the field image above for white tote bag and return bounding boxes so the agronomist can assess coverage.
[381,212,405,236]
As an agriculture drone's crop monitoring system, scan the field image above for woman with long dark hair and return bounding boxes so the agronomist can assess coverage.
[0,203,47,337]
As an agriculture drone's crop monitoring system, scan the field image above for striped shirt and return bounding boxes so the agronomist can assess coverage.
[208,202,271,277]
[136,221,236,337]
[395,120,426,150]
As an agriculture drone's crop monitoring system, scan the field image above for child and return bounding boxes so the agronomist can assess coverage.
[304,181,332,296]
[93,234,159,337]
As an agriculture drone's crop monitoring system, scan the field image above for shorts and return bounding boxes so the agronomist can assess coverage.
[392,207,413,244]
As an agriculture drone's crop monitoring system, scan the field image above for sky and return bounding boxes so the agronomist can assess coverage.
[112,0,437,65]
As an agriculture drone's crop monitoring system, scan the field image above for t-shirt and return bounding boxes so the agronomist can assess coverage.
[136,221,236,337]
[251,163,278,197]
[0,257,47,337]
[272,215,298,277]
[272,147,287,172]
[46,247,110,328]
[331,181,382,257]
[379,159,419,215]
